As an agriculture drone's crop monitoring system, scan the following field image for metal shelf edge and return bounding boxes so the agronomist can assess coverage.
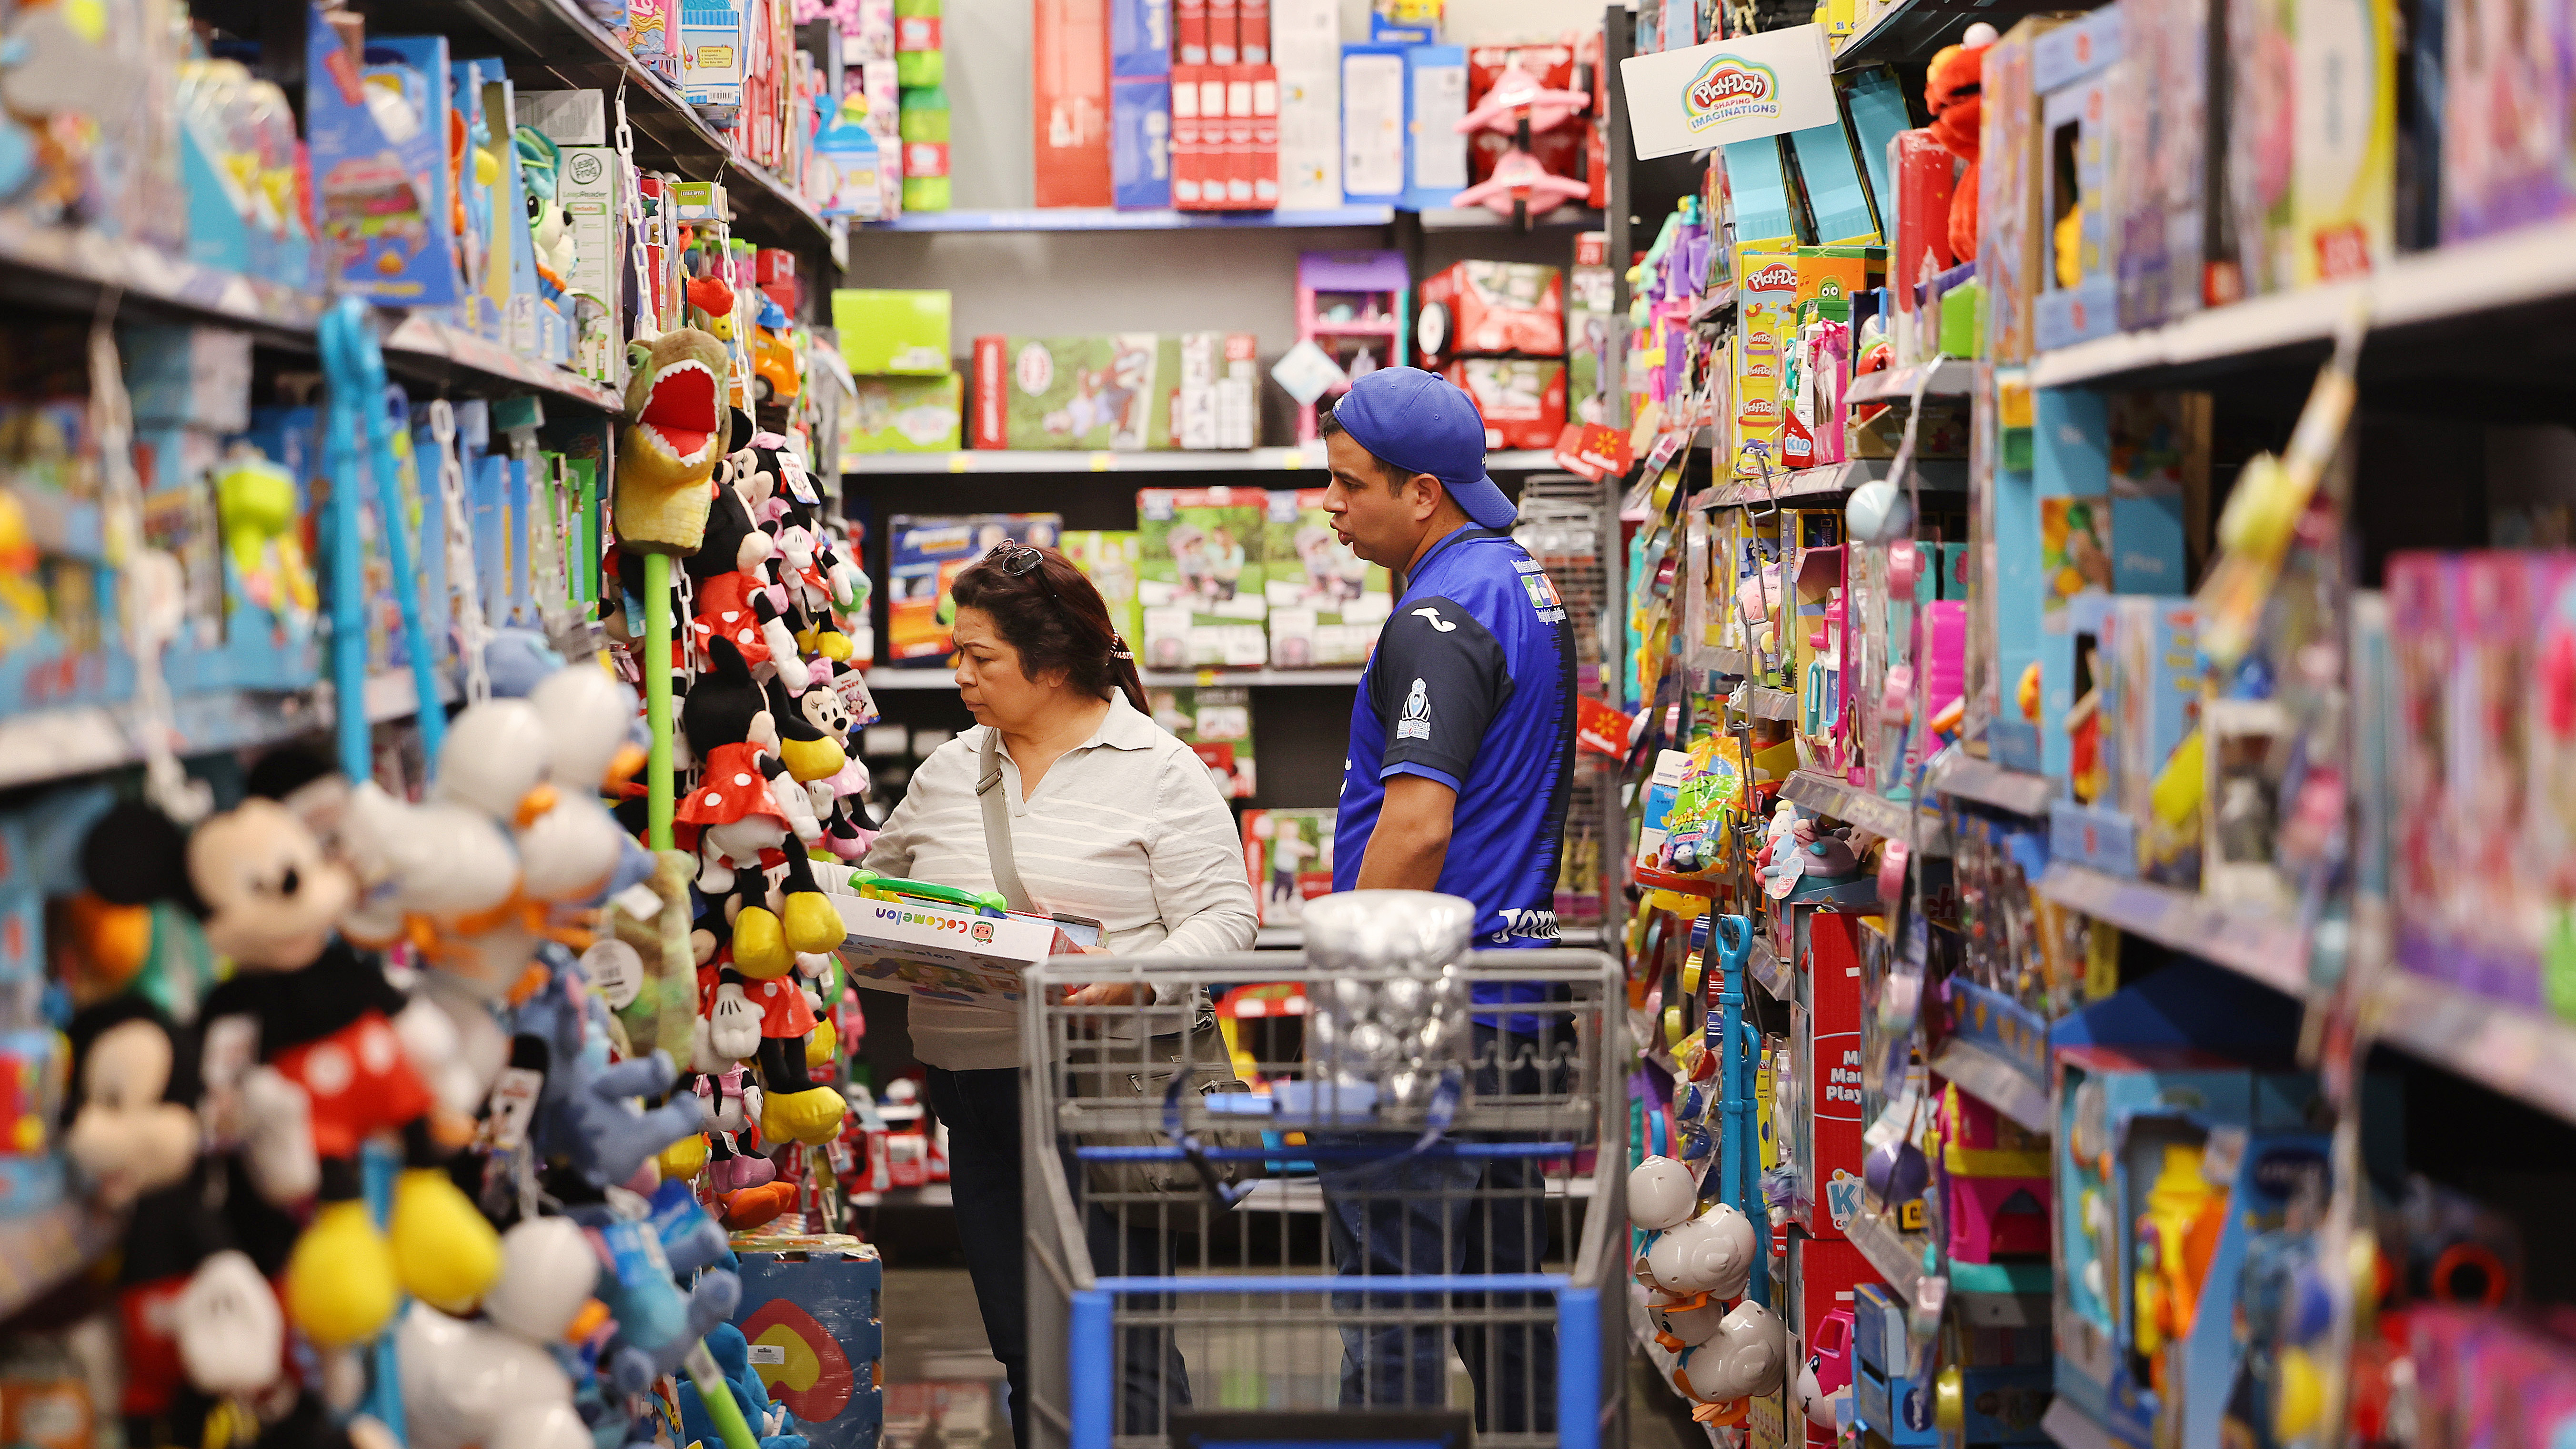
[2033,863,2309,997]
[1927,1039,2052,1135]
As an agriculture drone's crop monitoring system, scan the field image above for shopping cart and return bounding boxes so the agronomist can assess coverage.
[1019,949,1627,1449]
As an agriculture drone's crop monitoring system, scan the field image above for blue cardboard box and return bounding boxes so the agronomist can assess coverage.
[735,1238,886,1449]
[305,5,463,306]
[1112,77,1172,210]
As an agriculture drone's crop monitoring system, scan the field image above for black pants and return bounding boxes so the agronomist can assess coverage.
[925,1065,1192,1448]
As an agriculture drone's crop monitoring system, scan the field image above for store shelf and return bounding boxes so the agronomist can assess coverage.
[2365,972,2576,1127]
[1925,752,2056,817]
[1834,0,2077,67]
[844,447,1563,476]
[1707,645,1753,677]
[869,205,1398,232]
[0,669,452,794]
[2033,864,2309,998]
[1748,936,1798,1002]
[2029,216,2576,390]
[1416,207,1604,231]
[1700,457,1968,509]
[1928,1038,2052,1134]
[864,667,1365,692]
[264,0,834,257]
[1781,769,1917,841]
[1733,684,1799,722]
[382,316,624,412]
[0,211,325,342]
[1846,1204,1928,1306]
[1689,285,1736,322]
[1844,358,1973,405]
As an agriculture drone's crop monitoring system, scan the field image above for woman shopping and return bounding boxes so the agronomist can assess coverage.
[862,543,1257,1447]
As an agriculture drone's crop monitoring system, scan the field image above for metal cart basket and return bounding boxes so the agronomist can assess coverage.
[1020,949,1627,1449]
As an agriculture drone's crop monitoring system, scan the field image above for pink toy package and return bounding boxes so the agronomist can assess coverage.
[2457,553,2542,1006]
[2386,553,2458,987]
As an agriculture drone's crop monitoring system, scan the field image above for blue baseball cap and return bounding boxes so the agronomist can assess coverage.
[1328,366,1519,531]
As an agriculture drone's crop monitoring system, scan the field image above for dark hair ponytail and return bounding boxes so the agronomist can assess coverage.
[949,546,1150,714]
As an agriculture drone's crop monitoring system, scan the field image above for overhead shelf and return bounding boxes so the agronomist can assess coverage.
[868,205,1398,232]
[1845,358,1973,404]
[1832,0,2074,67]
[0,669,453,795]
[1846,1205,1928,1307]
[1929,1038,2052,1134]
[1925,752,2056,817]
[865,667,1365,691]
[1698,457,1969,509]
[382,316,623,412]
[2033,863,2309,998]
[237,0,837,260]
[1781,768,1918,841]
[2365,971,2576,1129]
[1733,683,1799,722]
[1748,936,1798,1002]
[1416,207,1604,231]
[1689,285,1736,322]
[2029,217,2576,390]
[844,447,1564,476]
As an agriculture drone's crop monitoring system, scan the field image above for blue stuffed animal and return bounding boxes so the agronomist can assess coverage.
[679,1323,808,1449]
[571,1179,743,1397]
[512,944,706,1190]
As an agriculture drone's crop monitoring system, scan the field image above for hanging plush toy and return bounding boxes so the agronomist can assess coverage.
[91,798,503,1352]
[617,328,733,554]
[396,1216,599,1449]
[693,869,847,1148]
[792,659,876,862]
[1924,23,1997,265]
[676,636,826,893]
[682,469,809,693]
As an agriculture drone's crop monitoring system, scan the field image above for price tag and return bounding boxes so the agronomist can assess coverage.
[613,882,665,922]
[583,939,645,1009]
[781,450,819,505]
[1088,452,1116,472]
[947,453,971,473]
[486,1066,544,1151]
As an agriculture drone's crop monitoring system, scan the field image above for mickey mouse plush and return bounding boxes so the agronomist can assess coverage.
[93,797,503,1351]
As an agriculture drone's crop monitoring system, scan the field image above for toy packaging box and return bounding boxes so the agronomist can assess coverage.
[1444,358,1567,450]
[832,289,954,374]
[848,374,963,452]
[885,513,1064,665]
[734,1238,886,1449]
[1177,332,1259,450]
[826,872,1076,1004]
[1567,232,1620,427]
[305,9,464,307]
[1060,529,1145,647]
[1242,807,1336,923]
[1792,907,1869,1241]
[2289,0,2395,283]
[2032,8,2123,350]
[1421,260,1564,359]
[1036,0,1115,207]
[1137,486,1269,667]
[1149,684,1256,797]
[2441,0,2575,241]
[971,334,1179,450]
[1263,488,1389,666]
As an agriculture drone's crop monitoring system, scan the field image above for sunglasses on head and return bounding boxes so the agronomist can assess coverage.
[985,542,1135,661]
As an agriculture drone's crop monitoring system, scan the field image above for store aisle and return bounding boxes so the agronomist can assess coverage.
[879,1267,1010,1449]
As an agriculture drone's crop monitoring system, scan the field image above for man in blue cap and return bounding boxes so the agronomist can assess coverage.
[1316,365,1575,1430]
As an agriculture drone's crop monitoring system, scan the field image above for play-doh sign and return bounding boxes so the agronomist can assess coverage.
[1684,54,1780,131]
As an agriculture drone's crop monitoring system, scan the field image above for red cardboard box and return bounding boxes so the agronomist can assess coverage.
[1248,63,1278,207]
[1421,260,1565,359]
[1795,908,1868,1241]
[1240,0,1268,61]
[1171,63,1208,207]
[1208,0,1238,62]
[1036,0,1114,207]
[1175,0,1207,64]
[1783,1233,1885,1449]
[1222,64,1255,207]
[1443,358,1566,450]
[1893,128,1957,311]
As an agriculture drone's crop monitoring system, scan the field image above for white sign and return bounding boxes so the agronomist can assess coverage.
[1620,26,1841,160]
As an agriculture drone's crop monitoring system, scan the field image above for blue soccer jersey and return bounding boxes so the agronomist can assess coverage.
[1334,526,1577,960]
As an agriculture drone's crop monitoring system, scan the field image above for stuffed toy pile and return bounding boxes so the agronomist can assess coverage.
[14,418,883,1448]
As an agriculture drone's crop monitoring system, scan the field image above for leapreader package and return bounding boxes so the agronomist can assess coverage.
[1262,488,1388,666]
[1137,486,1268,668]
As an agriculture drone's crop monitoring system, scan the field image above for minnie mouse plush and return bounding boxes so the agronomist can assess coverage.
[675,637,826,896]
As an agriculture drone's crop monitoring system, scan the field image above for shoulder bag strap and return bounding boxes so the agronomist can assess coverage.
[975,727,1038,914]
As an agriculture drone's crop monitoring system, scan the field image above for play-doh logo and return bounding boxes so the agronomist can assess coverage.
[1746,262,1799,292]
[1684,54,1781,132]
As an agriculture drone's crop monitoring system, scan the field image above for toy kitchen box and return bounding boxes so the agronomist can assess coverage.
[825,872,1081,1005]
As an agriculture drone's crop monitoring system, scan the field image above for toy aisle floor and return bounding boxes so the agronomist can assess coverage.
[868,1209,1706,1449]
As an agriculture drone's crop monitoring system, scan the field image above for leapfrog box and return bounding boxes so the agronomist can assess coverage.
[1061,529,1145,649]
[971,334,1179,450]
[1148,684,1256,797]
[1137,486,1268,668]
[885,513,1062,664]
[1262,488,1388,667]
[848,373,962,453]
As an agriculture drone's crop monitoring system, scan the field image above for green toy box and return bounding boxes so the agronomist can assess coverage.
[970,334,1178,450]
[846,373,962,453]
[830,289,953,374]
[1061,529,1144,650]
[1262,488,1389,668]
[1147,684,1256,799]
[1137,486,1268,668]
